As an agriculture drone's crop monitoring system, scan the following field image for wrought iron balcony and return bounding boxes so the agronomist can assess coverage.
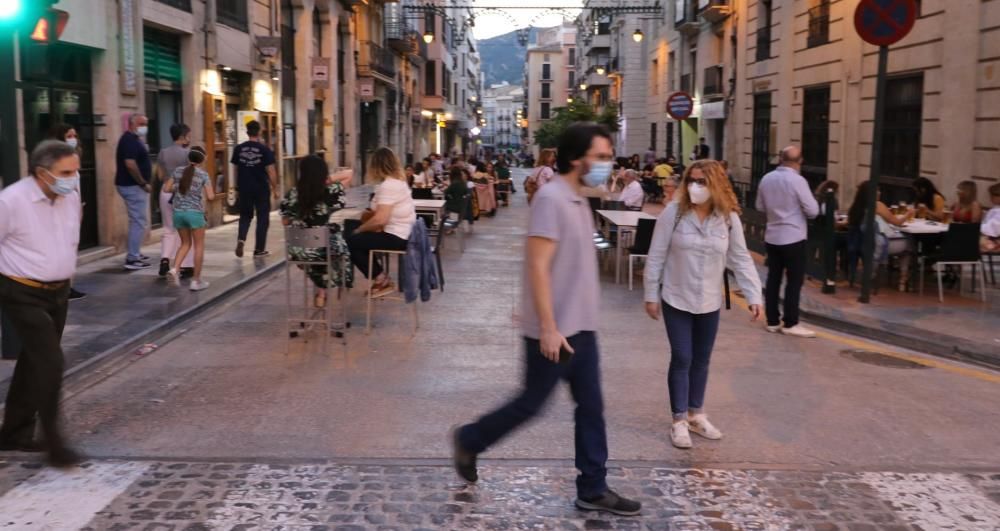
[703,65,724,99]
[358,41,397,81]
[807,4,830,48]
[675,0,700,36]
[699,0,732,24]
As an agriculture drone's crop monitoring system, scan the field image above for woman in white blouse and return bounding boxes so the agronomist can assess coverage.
[347,148,416,296]
[643,160,763,450]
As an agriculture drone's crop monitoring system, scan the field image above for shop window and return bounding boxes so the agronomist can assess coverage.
[881,74,923,180]
[801,85,830,188]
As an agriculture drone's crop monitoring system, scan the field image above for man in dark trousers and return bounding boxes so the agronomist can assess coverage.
[452,123,642,517]
[0,141,84,467]
[697,137,711,160]
[232,120,277,257]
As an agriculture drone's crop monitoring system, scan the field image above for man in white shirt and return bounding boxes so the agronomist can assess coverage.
[0,140,84,468]
[620,170,645,210]
[755,146,820,338]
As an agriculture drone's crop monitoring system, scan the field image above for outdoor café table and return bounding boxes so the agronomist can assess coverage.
[899,219,949,253]
[413,198,446,226]
[596,209,656,284]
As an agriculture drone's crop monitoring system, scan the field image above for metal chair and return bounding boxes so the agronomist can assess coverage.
[918,223,986,302]
[284,226,349,355]
[442,194,472,253]
[627,218,657,291]
[983,251,998,287]
[431,217,447,291]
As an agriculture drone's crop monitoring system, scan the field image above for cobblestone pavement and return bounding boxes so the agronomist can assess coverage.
[1,459,998,530]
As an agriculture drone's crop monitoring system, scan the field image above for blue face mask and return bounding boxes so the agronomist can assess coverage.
[45,170,80,196]
[582,161,613,187]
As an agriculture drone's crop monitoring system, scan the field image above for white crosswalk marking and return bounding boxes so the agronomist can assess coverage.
[863,472,1000,530]
[0,462,148,530]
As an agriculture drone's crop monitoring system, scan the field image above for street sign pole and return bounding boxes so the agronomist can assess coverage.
[677,119,683,168]
[859,45,889,303]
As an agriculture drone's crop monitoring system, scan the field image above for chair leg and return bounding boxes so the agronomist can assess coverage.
[918,258,924,297]
[436,251,444,291]
[628,255,634,291]
[980,263,988,302]
[366,251,375,334]
[936,265,944,303]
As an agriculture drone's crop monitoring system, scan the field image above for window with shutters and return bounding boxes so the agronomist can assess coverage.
[143,27,183,91]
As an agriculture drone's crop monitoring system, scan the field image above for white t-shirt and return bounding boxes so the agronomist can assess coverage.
[374,177,416,241]
[413,171,428,186]
[621,180,645,208]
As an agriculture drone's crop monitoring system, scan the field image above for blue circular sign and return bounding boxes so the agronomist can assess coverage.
[666,92,693,120]
[854,0,916,47]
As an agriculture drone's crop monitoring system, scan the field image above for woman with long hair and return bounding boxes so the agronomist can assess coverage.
[912,177,947,222]
[163,147,215,290]
[951,180,983,224]
[643,160,763,449]
[280,155,353,308]
[346,148,416,296]
[525,148,556,203]
[847,180,910,290]
[48,123,87,300]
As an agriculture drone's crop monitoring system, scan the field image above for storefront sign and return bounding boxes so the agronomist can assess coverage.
[120,0,137,94]
[256,36,281,59]
[311,57,331,89]
[701,101,726,120]
[359,77,375,102]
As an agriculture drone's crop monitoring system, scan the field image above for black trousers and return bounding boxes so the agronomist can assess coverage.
[0,275,69,445]
[346,231,407,279]
[764,240,807,328]
[237,188,271,252]
[458,332,608,498]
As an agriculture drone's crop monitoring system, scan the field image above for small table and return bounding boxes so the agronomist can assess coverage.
[596,210,656,284]
[413,199,446,226]
[899,219,949,235]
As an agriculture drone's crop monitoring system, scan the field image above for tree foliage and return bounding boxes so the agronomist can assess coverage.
[533,100,621,149]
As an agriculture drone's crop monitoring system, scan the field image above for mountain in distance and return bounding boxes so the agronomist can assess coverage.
[478,27,546,87]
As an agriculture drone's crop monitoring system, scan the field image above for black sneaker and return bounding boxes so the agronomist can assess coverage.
[158,258,170,277]
[68,288,87,301]
[451,426,478,483]
[575,489,642,516]
[235,240,245,258]
[253,250,270,257]
[124,259,151,270]
[180,267,195,279]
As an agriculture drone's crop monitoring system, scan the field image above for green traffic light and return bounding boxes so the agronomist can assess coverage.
[0,0,22,20]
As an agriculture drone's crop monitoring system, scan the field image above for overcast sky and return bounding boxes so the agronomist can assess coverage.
[468,1,582,40]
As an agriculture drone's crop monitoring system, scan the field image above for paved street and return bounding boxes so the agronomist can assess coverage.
[1,170,999,529]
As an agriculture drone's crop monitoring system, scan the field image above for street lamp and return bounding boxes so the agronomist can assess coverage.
[579,82,587,90]
[632,29,644,43]
[423,31,435,44]
[567,97,573,103]
[595,65,605,75]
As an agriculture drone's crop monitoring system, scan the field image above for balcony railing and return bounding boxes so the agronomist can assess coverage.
[703,65,724,99]
[358,41,397,80]
[155,0,191,11]
[699,0,732,24]
[807,4,830,48]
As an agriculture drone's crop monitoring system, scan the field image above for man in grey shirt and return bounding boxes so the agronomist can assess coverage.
[452,123,641,517]
[755,146,820,338]
[156,123,194,277]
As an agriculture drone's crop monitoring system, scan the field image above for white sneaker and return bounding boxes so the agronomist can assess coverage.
[765,325,781,333]
[189,280,210,291]
[670,421,692,449]
[780,325,816,338]
[166,269,180,285]
[688,414,723,440]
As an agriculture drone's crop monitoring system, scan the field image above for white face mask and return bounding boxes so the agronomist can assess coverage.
[136,126,149,137]
[688,183,711,205]
[65,138,78,149]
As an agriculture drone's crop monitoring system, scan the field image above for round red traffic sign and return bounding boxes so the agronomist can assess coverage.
[666,92,694,120]
[854,0,916,47]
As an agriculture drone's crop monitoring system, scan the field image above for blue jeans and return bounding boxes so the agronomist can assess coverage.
[117,185,149,261]
[458,332,608,498]
[662,302,720,419]
[237,187,270,253]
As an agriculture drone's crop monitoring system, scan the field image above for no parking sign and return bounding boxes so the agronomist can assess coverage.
[854,0,917,47]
